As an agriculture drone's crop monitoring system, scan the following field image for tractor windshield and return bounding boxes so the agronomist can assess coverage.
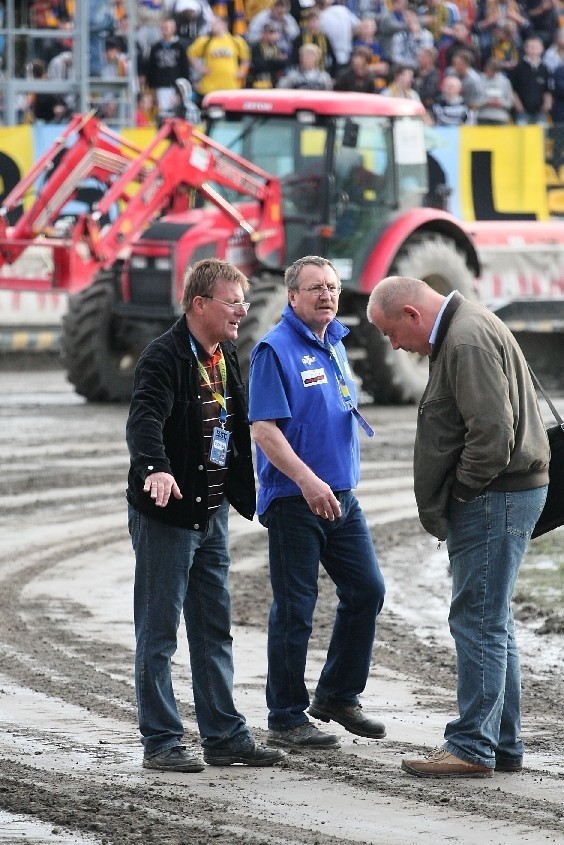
[328,115,427,281]
[206,111,428,281]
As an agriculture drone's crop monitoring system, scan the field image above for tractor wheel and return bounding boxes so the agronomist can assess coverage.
[348,234,475,405]
[62,275,142,403]
[236,272,287,381]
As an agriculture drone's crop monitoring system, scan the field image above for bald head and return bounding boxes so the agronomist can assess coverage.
[367,276,430,318]
[367,276,446,356]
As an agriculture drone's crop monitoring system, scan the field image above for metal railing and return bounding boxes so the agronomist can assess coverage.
[0,0,139,129]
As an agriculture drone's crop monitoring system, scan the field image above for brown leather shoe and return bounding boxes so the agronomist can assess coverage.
[401,748,493,778]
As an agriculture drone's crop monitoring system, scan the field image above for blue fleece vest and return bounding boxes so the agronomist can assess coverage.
[249,305,360,515]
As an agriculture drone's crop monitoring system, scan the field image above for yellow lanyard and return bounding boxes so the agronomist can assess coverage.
[190,336,228,427]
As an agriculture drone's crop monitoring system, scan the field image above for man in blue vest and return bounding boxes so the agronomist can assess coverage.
[249,255,387,749]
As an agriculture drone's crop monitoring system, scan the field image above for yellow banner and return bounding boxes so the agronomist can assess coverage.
[0,126,34,207]
[460,126,549,221]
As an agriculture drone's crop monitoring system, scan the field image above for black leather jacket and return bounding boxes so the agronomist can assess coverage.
[126,316,256,530]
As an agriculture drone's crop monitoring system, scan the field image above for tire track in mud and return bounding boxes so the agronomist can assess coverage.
[0,758,379,845]
[0,522,137,723]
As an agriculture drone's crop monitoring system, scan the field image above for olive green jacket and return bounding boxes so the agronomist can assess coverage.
[414,293,550,540]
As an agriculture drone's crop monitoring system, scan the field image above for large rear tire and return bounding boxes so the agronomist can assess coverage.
[62,275,144,403]
[236,272,287,381]
[346,234,475,404]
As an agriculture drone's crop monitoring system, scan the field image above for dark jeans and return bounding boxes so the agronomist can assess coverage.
[259,491,385,730]
[129,501,251,755]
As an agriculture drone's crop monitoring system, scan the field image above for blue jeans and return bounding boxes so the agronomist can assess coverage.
[128,501,252,755]
[259,492,386,730]
[444,487,547,767]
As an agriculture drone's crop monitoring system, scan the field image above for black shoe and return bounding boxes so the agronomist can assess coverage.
[495,757,523,772]
[204,742,286,767]
[143,745,205,772]
[267,722,340,748]
[308,697,386,739]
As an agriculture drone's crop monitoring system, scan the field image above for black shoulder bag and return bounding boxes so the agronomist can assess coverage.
[529,368,564,539]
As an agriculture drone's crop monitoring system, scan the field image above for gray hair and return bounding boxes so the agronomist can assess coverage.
[284,255,340,291]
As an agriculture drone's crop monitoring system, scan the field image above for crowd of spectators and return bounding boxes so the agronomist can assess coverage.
[8,0,564,129]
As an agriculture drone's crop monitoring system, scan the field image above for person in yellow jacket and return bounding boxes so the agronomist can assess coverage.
[188,16,250,102]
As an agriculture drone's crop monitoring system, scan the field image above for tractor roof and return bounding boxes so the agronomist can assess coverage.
[203,89,426,119]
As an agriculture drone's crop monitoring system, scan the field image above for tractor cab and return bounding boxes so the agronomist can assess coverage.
[203,90,429,284]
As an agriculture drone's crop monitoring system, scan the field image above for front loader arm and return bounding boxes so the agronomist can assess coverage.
[85,118,283,264]
[0,115,283,289]
[0,113,146,267]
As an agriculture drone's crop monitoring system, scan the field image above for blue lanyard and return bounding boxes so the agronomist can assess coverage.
[328,343,374,438]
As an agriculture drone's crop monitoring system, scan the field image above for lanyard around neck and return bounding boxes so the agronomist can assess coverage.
[189,334,228,427]
[328,343,374,438]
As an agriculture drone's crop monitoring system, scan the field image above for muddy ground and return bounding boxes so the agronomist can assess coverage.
[0,362,563,845]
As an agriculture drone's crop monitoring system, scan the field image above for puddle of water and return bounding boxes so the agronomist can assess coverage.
[0,811,100,843]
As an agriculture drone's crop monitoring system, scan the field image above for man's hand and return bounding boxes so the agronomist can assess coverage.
[302,479,342,521]
[143,472,183,508]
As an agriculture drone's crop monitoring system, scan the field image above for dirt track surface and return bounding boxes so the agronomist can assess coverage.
[1,364,563,845]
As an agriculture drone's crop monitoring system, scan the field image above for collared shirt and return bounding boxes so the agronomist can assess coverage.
[429,289,457,346]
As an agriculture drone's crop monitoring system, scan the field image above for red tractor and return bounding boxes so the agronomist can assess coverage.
[0,91,562,402]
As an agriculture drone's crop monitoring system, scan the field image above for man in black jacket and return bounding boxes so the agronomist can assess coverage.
[126,258,285,772]
[146,16,192,124]
[511,34,552,124]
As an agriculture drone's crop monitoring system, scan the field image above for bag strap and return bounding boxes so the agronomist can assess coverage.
[528,365,564,429]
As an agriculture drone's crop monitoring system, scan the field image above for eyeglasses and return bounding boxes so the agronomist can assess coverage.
[202,295,251,312]
[298,285,341,295]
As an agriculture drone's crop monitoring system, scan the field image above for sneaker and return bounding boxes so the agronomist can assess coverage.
[308,696,386,739]
[401,748,493,778]
[203,742,286,767]
[143,745,205,773]
[267,722,340,749]
[495,756,523,772]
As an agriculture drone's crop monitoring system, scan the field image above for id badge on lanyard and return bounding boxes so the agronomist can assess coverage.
[209,426,230,467]
[328,343,375,438]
